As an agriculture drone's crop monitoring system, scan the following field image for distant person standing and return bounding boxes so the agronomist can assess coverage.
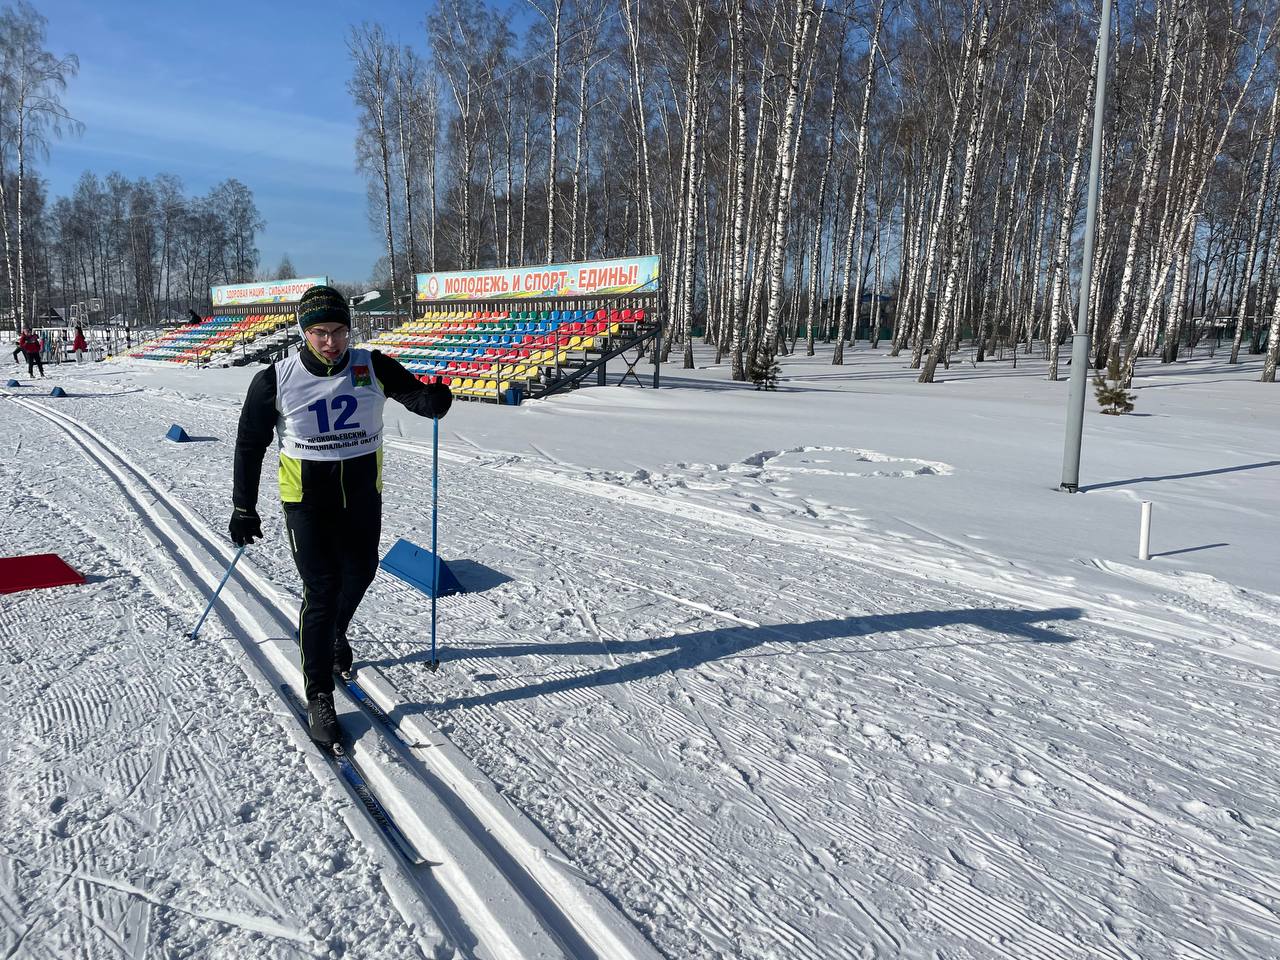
[73,324,88,362]
[17,330,44,377]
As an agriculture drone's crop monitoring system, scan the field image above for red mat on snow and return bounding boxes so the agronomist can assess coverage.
[0,553,86,594]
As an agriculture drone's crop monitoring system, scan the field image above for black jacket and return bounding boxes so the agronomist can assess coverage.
[233,346,451,510]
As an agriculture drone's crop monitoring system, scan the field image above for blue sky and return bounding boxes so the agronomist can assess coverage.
[36,0,434,284]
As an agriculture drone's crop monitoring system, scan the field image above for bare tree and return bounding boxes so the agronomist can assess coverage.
[757,0,819,361]
[1233,85,1279,364]
[833,0,883,365]
[919,3,992,384]
[273,253,298,280]
[0,0,80,325]
[527,0,567,262]
[394,47,427,276]
[340,0,1280,394]
[212,178,263,283]
[349,23,401,308]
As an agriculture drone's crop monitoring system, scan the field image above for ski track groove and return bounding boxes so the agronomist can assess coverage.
[0,438,326,955]
[6,394,438,957]
[432,453,1280,960]
[395,477,1114,955]
[7,392,659,960]
[452,524,953,953]
[557,572,673,779]
[426,586,785,929]
[482,448,1267,662]
[18,386,1278,959]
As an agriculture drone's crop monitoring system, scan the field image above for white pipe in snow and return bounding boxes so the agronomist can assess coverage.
[1138,501,1153,560]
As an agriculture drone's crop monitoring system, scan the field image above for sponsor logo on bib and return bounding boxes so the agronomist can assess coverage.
[351,364,372,388]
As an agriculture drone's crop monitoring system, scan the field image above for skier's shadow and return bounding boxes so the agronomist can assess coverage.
[395,606,1083,711]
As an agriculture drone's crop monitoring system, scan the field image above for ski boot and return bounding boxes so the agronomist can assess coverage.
[307,692,340,749]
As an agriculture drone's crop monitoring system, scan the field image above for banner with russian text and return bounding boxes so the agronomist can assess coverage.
[415,256,659,302]
[211,276,329,307]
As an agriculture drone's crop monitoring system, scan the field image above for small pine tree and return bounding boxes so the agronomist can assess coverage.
[747,347,781,390]
[1093,374,1135,415]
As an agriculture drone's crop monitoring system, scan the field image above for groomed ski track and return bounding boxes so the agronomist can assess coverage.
[6,358,1279,959]
[5,390,661,960]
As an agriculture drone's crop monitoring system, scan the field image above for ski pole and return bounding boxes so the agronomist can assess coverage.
[429,414,441,671]
[190,545,245,640]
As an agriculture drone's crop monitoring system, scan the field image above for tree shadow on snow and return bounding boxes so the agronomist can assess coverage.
[395,605,1083,712]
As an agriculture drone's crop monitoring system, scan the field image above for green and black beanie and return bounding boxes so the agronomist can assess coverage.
[297,285,351,331]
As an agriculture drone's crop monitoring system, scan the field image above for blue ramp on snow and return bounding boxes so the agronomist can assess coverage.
[379,538,466,598]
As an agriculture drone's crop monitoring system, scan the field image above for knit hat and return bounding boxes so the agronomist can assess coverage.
[297,285,350,331]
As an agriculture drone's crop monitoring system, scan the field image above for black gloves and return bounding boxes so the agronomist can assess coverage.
[426,380,452,419]
[410,380,452,420]
[228,507,263,547]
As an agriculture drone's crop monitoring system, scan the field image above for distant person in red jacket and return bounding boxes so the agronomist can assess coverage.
[73,324,88,362]
[17,330,44,377]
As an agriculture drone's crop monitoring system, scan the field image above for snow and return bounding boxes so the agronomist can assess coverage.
[1,345,1277,959]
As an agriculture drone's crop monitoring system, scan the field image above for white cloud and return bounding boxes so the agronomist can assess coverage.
[68,65,360,180]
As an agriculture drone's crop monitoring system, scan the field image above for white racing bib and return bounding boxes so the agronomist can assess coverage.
[276,347,385,460]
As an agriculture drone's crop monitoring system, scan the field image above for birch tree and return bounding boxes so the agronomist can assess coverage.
[349,24,402,308]
[833,0,882,365]
[334,0,1280,393]
[757,0,819,361]
[528,0,567,262]
[0,0,79,325]
[1232,85,1279,364]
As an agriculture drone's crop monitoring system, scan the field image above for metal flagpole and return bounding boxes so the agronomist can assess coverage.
[1061,0,1113,493]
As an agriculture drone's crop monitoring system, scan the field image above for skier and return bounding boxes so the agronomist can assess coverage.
[229,285,452,747]
[16,330,44,377]
[73,324,88,362]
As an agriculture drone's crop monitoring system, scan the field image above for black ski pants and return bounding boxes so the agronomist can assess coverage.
[23,352,43,377]
[284,496,381,701]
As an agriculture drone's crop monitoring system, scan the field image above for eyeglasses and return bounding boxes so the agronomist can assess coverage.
[306,327,350,342]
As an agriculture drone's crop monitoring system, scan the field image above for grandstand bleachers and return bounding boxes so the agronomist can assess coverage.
[126,313,295,365]
[361,306,648,402]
